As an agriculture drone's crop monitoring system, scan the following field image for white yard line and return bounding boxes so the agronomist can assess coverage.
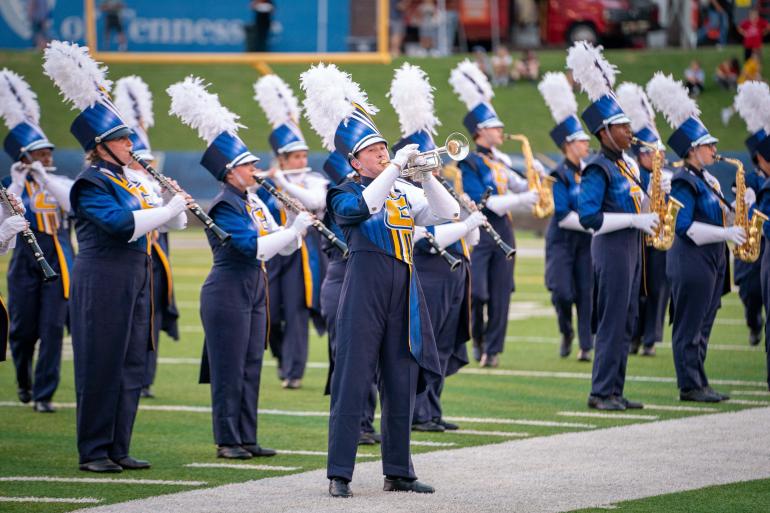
[504,336,763,352]
[728,399,770,406]
[447,429,530,437]
[0,476,206,486]
[557,411,659,421]
[184,463,299,471]
[0,496,102,504]
[277,450,376,458]
[443,415,594,429]
[729,390,770,396]
[641,404,718,413]
[410,441,457,447]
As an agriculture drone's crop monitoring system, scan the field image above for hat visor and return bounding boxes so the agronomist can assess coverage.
[25,140,55,153]
[693,134,719,147]
[352,135,388,157]
[607,114,631,126]
[565,131,591,142]
[101,126,134,143]
[477,118,504,129]
[277,141,310,155]
[229,152,260,169]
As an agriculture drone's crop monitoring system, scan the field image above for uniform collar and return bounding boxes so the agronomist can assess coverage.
[600,144,623,161]
[97,159,125,175]
[475,144,493,156]
[564,158,581,172]
[224,182,248,199]
[360,175,374,187]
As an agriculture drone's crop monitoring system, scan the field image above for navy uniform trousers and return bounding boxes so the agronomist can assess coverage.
[200,264,267,446]
[591,229,641,398]
[545,220,593,351]
[328,252,421,481]
[735,252,764,337]
[8,229,69,401]
[635,246,670,347]
[413,250,469,424]
[666,239,725,392]
[1,294,7,362]
[761,245,770,389]
[470,214,515,357]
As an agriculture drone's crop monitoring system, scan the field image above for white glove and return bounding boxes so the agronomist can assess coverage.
[532,158,546,177]
[413,225,428,243]
[725,226,748,245]
[289,211,314,236]
[28,161,49,185]
[660,173,672,195]
[630,213,660,235]
[391,143,420,170]
[743,188,756,208]
[464,210,486,230]
[9,162,29,196]
[558,211,592,233]
[686,221,745,246]
[484,190,539,216]
[595,213,658,235]
[165,194,188,217]
[130,195,187,242]
[257,228,302,260]
[0,215,27,243]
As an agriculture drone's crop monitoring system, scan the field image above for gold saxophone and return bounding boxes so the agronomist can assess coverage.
[718,155,768,263]
[631,137,683,251]
[505,133,554,218]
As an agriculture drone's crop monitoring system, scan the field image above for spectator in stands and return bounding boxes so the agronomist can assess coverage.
[715,57,740,90]
[684,60,705,97]
[491,46,513,86]
[737,9,769,61]
[418,0,439,55]
[512,50,540,82]
[28,0,51,50]
[473,46,491,78]
[738,50,763,83]
[697,0,731,49]
[100,0,127,51]
[389,1,408,57]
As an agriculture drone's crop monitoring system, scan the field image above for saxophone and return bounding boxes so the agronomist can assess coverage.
[505,134,554,218]
[631,137,683,251]
[718,155,768,263]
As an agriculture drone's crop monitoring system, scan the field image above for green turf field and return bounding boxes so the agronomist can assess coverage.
[0,46,767,154]
[0,229,768,512]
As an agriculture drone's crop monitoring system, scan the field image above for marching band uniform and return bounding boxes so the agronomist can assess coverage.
[254,75,328,389]
[1,69,73,412]
[168,76,311,459]
[301,63,457,496]
[648,72,741,402]
[115,76,181,399]
[389,63,480,432]
[44,40,189,471]
[568,42,657,411]
[538,72,594,361]
[0,193,27,362]
[616,83,672,357]
[754,134,770,390]
[450,60,537,367]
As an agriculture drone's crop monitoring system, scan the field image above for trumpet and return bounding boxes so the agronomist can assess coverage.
[379,132,470,179]
[504,134,554,218]
[718,155,767,263]
[631,137,683,251]
[253,167,312,179]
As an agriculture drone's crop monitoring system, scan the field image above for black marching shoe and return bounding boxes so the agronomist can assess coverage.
[17,388,32,404]
[559,332,574,358]
[33,400,55,413]
[434,418,459,430]
[329,477,353,498]
[116,457,151,470]
[383,476,435,494]
[749,329,761,346]
[679,388,721,403]
[79,459,123,473]
[641,345,656,357]
[217,445,252,459]
[241,444,277,457]
[140,387,155,399]
[577,349,592,362]
[704,387,730,401]
[615,396,643,409]
[412,420,445,432]
[358,432,377,445]
[629,337,642,355]
[587,395,626,411]
[472,339,483,362]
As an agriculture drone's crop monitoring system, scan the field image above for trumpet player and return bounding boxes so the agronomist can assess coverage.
[537,72,594,362]
[616,82,672,358]
[1,69,73,413]
[647,72,744,403]
[254,74,328,390]
[450,60,538,368]
[568,43,658,411]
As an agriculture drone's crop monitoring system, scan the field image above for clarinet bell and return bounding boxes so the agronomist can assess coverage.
[447,253,462,271]
[500,240,516,260]
[209,223,232,244]
[40,258,59,282]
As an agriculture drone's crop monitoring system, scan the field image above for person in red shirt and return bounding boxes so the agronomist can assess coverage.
[738,9,770,61]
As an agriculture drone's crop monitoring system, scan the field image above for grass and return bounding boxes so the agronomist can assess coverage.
[0,46,767,154]
[0,229,768,511]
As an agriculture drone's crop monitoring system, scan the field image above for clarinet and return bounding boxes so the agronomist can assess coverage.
[130,152,231,244]
[421,229,461,271]
[436,176,516,259]
[253,175,349,258]
[0,182,58,282]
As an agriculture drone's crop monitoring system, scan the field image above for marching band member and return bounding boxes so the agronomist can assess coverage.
[737,82,770,390]
[254,74,328,390]
[389,63,482,433]
[1,192,28,362]
[567,42,658,411]
[449,59,538,368]
[733,83,768,348]
[168,76,311,459]
[616,82,672,357]
[114,75,182,399]
[537,72,594,362]
[44,41,189,472]
[301,63,458,497]
[0,68,73,413]
[647,72,744,402]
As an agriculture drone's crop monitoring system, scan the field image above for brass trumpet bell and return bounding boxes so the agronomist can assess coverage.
[399,132,470,177]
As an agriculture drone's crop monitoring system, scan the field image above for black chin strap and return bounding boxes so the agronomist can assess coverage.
[99,142,128,168]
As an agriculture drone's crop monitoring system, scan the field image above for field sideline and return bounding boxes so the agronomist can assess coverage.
[0,229,769,512]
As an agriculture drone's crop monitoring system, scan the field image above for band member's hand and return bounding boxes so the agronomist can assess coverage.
[743,188,756,208]
[391,143,420,170]
[0,215,28,241]
[724,226,747,245]
[10,161,29,187]
[532,158,547,177]
[631,213,660,235]
[28,161,49,185]
[517,190,539,209]
[290,211,314,236]
[464,211,486,230]
[165,194,188,216]
[660,173,672,194]
[5,192,25,214]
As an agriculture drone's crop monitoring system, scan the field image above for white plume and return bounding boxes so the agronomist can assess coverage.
[537,72,577,124]
[645,72,699,129]
[43,40,112,110]
[388,62,440,137]
[734,81,770,134]
[449,59,494,109]
[167,76,245,145]
[565,41,618,101]
[253,74,301,129]
[0,68,40,129]
[300,63,378,151]
[113,75,154,130]
[616,82,658,134]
